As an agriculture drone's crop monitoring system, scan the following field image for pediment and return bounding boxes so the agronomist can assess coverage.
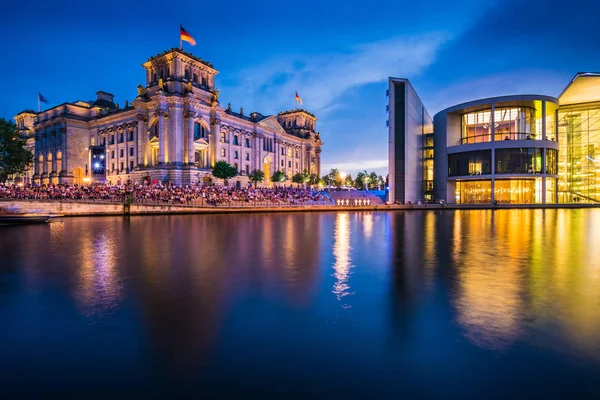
[194,138,209,146]
[257,116,286,134]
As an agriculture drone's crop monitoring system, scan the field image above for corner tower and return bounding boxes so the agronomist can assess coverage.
[276,109,323,176]
[141,48,218,104]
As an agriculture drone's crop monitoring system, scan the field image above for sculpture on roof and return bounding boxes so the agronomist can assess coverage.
[137,84,146,97]
[158,77,165,91]
[227,103,232,112]
[315,132,321,142]
[211,89,220,107]
[186,81,193,95]
[240,107,244,115]
[125,100,129,108]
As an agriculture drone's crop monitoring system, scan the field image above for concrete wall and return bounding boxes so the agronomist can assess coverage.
[388,78,431,204]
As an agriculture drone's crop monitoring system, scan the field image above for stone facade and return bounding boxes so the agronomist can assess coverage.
[14,48,323,186]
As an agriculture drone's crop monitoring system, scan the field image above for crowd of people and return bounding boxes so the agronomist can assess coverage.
[0,182,331,207]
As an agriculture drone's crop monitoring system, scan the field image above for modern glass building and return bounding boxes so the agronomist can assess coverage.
[388,73,600,204]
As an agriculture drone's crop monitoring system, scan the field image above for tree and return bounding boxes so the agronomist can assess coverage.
[344,174,354,187]
[308,173,319,186]
[292,169,310,187]
[369,172,380,190]
[0,118,32,182]
[355,170,371,190]
[326,168,342,188]
[248,169,264,187]
[211,161,237,182]
[271,169,286,184]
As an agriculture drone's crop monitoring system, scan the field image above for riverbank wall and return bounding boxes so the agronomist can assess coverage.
[1,200,600,217]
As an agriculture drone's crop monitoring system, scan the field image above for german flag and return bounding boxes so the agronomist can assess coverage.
[295,91,303,105]
[180,25,196,46]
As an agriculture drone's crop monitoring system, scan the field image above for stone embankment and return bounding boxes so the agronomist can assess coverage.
[1,200,599,217]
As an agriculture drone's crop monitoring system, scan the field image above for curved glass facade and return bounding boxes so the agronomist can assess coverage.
[456,179,541,204]
[462,107,538,144]
[448,150,491,176]
[495,148,544,174]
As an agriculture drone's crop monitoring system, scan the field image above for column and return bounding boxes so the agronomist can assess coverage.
[137,114,147,166]
[210,120,220,167]
[186,111,195,165]
[315,148,322,177]
[157,110,166,164]
[115,131,120,173]
[491,149,495,203]
[61,129,67,174]
[490,103,495,142]
[51,149,57,173]
[541,101,547,141]
[300,143,305,173]
[125,129,130,173]
[542,148,547,204]
[169,103,183,165]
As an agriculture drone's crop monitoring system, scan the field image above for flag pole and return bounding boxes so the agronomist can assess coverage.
[38,95,40,113]
[179,25,182,50]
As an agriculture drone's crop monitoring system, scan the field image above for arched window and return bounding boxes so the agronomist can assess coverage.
[185,69,190,80]
[193,74,198,83]
[194,122,201,140]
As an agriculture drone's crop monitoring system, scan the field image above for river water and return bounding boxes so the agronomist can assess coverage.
[1,210,599,397]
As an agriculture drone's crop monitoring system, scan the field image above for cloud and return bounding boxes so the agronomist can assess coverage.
[322,158,388,176]
[221,32,451,115]
[422,69,570,115]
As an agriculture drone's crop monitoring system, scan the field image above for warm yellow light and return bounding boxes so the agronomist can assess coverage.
[340,172,347,181]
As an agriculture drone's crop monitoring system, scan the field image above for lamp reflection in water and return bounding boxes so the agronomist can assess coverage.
[76,230,121,317]
[332,212,354,307]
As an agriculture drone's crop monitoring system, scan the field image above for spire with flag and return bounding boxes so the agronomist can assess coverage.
[38,92,48,112]
[180,25,196,48]
[295,91,303,108]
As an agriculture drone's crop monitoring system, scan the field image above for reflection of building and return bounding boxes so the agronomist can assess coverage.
[388,73,600,204]
[13,48,323,186]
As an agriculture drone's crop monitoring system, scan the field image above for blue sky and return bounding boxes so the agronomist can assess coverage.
[1,0,599,177]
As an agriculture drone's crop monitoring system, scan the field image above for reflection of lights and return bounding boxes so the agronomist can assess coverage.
[332,213,354,306]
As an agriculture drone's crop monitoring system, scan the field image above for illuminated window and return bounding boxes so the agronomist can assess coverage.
[220,132,226,143]
[221,148,226,157]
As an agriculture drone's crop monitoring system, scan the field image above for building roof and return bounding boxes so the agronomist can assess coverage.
[558,72,600,105]
[147,48,214,69]
[277,109,316,119]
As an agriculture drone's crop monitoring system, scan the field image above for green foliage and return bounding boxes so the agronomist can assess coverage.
[292,169,311,185]
[344,174,354,187]
[325,168,342,188]
[248,169,265,187]
[271,169,286,183]
[211,161,237,180]
[0,118,32,182]
[309,173,319,186]
[354,170,369,190]
[369,172,379,189]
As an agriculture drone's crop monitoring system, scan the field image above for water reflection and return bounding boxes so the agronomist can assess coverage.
[332,213,354,306]
[1,210,600,395]
[76,229,121,318]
